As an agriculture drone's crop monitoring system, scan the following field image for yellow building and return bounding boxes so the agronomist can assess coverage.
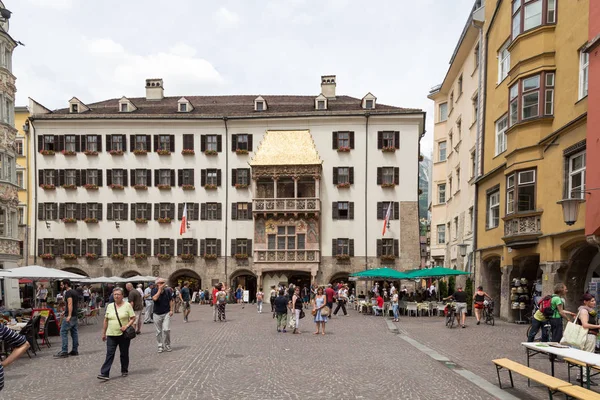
[15,106,29,264]
[475,0,593,320]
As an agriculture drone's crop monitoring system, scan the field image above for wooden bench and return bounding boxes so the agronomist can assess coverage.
[493,358,572,399]
[564,357,600,387]
[558,384,600,399]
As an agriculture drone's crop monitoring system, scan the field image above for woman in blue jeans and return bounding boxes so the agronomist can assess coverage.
[391,292,399,322]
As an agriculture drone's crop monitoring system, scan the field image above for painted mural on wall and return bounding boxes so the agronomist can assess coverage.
[255,218,319,244]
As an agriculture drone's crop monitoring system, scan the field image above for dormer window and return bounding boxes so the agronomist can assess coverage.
[120,103,128,112]
[71,104,78,113]
[177,97,193,113]
[362,93,377,110]
[315,94,328,110]
[68,97,89,114]
[118,97,137,113]
[180,103,187,112]
[254,96,267,112]
[317,101,325,110]
[365,100,374,109]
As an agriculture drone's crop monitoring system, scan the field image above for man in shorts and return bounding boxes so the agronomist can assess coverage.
[179,281,191,323]
[444,286,468,328]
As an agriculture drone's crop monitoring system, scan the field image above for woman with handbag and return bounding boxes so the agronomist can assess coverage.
[291,287,303,334]
[312,287,328,335]
[98,288,136,381]
[574,294,600,384]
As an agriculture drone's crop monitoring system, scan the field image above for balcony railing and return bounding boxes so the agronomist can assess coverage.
[503,214,542,240]
[253,198,320,213]
[255,250,320,263]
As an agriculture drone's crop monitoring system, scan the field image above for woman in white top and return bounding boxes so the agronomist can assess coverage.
[391,292,400,322]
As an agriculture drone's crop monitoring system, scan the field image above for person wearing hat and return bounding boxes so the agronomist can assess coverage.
[143,283,155,324]
[151,278,174,353]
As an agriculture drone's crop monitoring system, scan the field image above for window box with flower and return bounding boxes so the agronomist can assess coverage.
[158,217,171,224]
[157,184,171,190]
[235,183,248,189]
[204,184,217,190]
[157,149,171,156]
[62,253,77,260]
[337,146,351,153]
[135,218,148,224]
[41,184,56,190]
[61,150,76,156]
[381,183,396,189]
[235,149,248,155]
[84,217,98,224]
[134,184,148,190]
[134,253,147,260]
[111,253,125,260]
[85,253,98,260]
[182,185,195,191]
[204,150,218,156]
[336,254,351,261]
[181,149,195,156]
[380,254,396,262]
[109,150,124,156]
[84,184,98,190]
[84,150,98,156]
[180,253,194,260]
[133,149,147,155]
[203,253,217,260]
[336,182,350,189]
[110,184,124,190]
[382,146,396,153]
[62,217,77,224]
[62,184,77,190]
[40,149,55,156]
[40,253,55,260]
[156,253,171,260]
[234,253,249,259]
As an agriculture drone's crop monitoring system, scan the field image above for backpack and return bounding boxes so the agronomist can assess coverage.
[217,291,227,304]
[538,295,555,318]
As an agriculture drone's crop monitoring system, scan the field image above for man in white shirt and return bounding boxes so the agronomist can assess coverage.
[143,283,155,324]
[333,285,349,316]
[136,284,144,297]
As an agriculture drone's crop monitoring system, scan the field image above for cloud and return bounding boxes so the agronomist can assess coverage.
[22,0,73,10]
[213,7,240,28]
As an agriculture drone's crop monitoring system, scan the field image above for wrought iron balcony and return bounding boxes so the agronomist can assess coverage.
[502,212,542,247]
[255,250,320,263]
[253,198,320,214]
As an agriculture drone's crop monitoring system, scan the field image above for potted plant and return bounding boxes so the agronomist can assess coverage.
[336,182,350,189]
[62,217,77,224]
[40,253,55,260]
[62,184,77,190]
[109,149,124,156]
[158,217,171,223]
[234,253,248,259]
[62,253,77,260]
[203,253,217,260]
[111,253,125,260]
[40,149,55,155]
[380,254,396,262]
[84,217,98,224]
[381,183,396,188]
[61,150,76,156]
[181,149,195,155]
[85,253,98,260]
[336,254,351,261]
[337,146,351,152]
[157,149,171,155]
[133,149,147,155]
[134,253,147,260]
[134,218,148,224]
[110,184,124,190]
[157,184,171,190]
[182,184,195,191]
[204,150,218,156]
[156,253,171,260]
[180,253,194,260]
[382,146,396,153]
[134,184,148,190]
[84,183,98,190]
[235,183,248,189]
[41,184,56,190]
[84,150,98,156]
[204,184,217,190]
[235,149,248,155]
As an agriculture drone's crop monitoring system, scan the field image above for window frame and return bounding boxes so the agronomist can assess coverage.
[437,224,446,244]
[438,141,447,162]
[506,169,537,214]
[579,49,589,100]
[438,183,446,204]
[495,115,508,156]
[508,71,554,127]
[568,150,586,199]
[498,42,511,83]
[511,0,556,40]
[487,190,500,229]
[439,102,448,122]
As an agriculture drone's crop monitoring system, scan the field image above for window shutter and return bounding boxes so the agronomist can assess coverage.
[154,170,159,187]
[57,135,64,152]
[130,204,136,219]
[376,168,382,185]
[349,202,354,220]
[192,239,198,256]
[178,203,184,220]
[107,239,113,257]
[98,205,103,220]
[106,170,112,186]
[153,239,158,255]
[247,202,252,219]
[201,170,206,186]
[80,170,87,186]
[56,239,64,256]
[217,135,222,152]
[201,203,206,220]
[194,203,200,220]
[154,204,159,220]
[394,131,400,149]
[76,203,82,220]
[38,239,43,255]
[332,168,338,185]
[217,203,222,220]
[169,239,175,256]
[394,167,400,185]
[216,239,221,257]
[147,170,152,186]
[130,239,135,256]
[106,135,112,152]
[177,239,182,256]
[394,239,399,257]
[107,204,113,220]
[231,134,237,151]
[169,204,175,220]
[123,170,128,186]
[59,203,65,219]
[38,203,44,220]
[217,170,222,186]
[170,170,175,187]
[98,170,103,187]
[153,135,159,152]
[53,135,59,149]
[96,135,102,152]
[232,169,237,186]
[37,136,43,152]
[248,135,253,151]
[130,135,135,152]
[231,239,236,257]
[121,135,126,151]
[332,132,338,149]
[190,170,195,185]
[38,170,44,185]
[349,132,355,149]
[200,239,205,257]
[123,239,128,256]
[183,134,193,150]
[248,239,253,255]
[394,202,399,220]
[332,202,338,220]
[332,238,337,256]
[349,239,355,257]
[349,167,354,184]
[200,135,206,152]
[74,135,81,152]
[123,204,129,220]
[145,135,151,150]
[377,132,383,149]
[130,170,135,186]
[377,202,383,220]
[75,239,82,256]
[97,239,103,256]
[178,170,183,187]
[231,203,238,220]
[59,170,65,186]
[81,135,87,152]
[377,239,382,257]
[169,135,175,152]
[80,204,87,219]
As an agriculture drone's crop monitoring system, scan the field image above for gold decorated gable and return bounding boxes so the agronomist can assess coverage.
[250,130,322,167]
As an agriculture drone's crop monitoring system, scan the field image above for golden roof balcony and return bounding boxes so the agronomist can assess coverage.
[253,198,320,217]
[255,249,320,263]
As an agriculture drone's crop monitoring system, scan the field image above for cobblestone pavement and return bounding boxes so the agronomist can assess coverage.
[0,304,569,400]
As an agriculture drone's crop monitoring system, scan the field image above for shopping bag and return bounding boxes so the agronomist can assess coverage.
[288,314,296,328]
[321,306,330,317]
[560,311,588,349]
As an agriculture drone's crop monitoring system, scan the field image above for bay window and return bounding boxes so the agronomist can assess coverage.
[512,0,556,40]
[508,72,554,126]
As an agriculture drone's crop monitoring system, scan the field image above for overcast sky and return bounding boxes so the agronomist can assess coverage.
[8,0,475,155]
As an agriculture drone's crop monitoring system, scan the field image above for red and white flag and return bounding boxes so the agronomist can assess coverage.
[382,202,392,236]
[180,203,187,235]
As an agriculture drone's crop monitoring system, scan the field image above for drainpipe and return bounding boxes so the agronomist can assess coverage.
[223,117,229,284]
[31,119,38,266]
[364,113,370,272]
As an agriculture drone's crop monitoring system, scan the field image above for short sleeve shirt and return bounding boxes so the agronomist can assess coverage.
[105,302,135,336]
[151,287,173,315]
[181,287,191,302]
[128,288,144,311]
[551,295,564,319]
[64,289,79,317]
[0,325,27,390]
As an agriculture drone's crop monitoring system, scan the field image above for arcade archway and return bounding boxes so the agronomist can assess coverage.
[169,269,202,293]
[329,272,355,293]
[230,269,257,302]
[62,267,89,277]
[121,270,142,278]
[481,256,501,316]
[562,243,600,309]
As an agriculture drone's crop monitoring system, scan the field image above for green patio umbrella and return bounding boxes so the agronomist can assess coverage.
[404,266,471,279]
[350,267,410,280]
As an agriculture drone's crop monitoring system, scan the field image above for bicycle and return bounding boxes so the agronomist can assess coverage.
[483,300,495,326]
[525,300,552,342]
[445,302,457,329]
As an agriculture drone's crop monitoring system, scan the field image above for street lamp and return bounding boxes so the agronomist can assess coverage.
[557,198,585,226]
[458,243,468,258]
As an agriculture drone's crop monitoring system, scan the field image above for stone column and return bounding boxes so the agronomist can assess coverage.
[293,176,298,198]
[273,177,278,199]
[540,261,567,296]
[500,264,513,322]
[314,176,320,198]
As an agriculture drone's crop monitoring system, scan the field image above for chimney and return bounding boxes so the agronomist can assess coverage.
[321,75,336,99]
[145,78,164,101]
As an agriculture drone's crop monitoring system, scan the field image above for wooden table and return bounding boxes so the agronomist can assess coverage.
[522,342,600,389]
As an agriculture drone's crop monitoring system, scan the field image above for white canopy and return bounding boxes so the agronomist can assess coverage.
[124,275,156,283]
[0,265,87,280]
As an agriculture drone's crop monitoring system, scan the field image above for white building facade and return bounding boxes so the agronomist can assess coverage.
[30,76,424,296]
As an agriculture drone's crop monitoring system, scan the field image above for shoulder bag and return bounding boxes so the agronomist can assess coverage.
[560,310,588,349]
[114,303,136,340]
